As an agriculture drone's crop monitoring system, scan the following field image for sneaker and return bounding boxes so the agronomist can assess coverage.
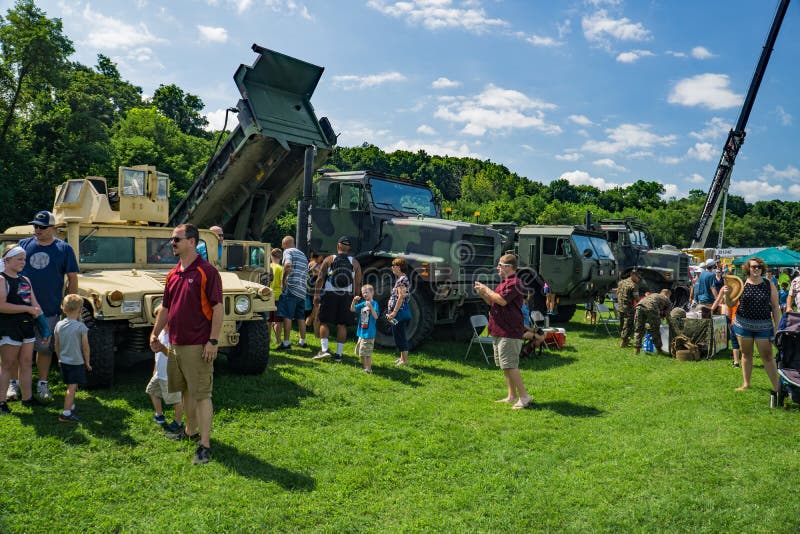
[193,444,212,465]
[166,429,200,442]
[363,368,372,374]
[36,382,52,402]
[58,413,80,423]
[733,361,740,368]
[298,342,309,349]
[312,349,332,360]
[0,402,11,415]
[163,421,184,434]
[153,414,167,425]
[275,343,291,351]
[333,353,343,362]
[21,397,45,408]
[6,380,20,402]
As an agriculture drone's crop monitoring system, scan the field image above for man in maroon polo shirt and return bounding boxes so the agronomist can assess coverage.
[150,223,223,465]
[474,253,532,409]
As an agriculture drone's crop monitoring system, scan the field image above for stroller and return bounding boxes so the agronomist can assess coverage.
[772,314,800,408]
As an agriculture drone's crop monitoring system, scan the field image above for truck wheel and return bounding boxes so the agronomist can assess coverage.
[85,322,116,389]
[551,304,577,323]
[227,319,270,374]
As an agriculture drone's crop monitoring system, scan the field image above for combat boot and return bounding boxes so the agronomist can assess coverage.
[620,339,629,348]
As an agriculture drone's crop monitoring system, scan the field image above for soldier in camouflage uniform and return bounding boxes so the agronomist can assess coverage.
[617,271,640,348]
[633,289,672,355]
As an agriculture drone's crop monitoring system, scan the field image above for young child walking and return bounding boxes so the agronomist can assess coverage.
[351,284,378,373]
[146,308,184,433]
[53,294,91,423]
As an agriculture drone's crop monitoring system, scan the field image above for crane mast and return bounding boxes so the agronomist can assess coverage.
[689,0,790,249]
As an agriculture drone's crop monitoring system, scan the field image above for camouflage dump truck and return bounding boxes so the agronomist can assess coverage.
[310,171,503,348]
[3,166,274,388]
[492,223,617,322]
[598,218,691,306]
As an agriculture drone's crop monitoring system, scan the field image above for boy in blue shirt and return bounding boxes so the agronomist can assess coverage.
[351,284,378,373]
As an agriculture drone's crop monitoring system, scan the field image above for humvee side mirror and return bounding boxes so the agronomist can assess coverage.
[583,248,593,258]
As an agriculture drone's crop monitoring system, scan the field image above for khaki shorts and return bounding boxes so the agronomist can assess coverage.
[167,344,213,400]
[145,375,182,405]
[355,337,375,359]
[493,337,523,369]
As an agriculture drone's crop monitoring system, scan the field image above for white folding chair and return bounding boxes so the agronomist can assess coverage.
[465,315,494,364]
[594,302,619,336]
[531,310,560,350]
[531,310,548,329]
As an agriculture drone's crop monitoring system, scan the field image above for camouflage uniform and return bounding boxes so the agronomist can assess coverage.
[616,276,640,346]
[633,293,671,350]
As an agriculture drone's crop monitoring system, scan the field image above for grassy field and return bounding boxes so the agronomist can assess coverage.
[2,314,800,533]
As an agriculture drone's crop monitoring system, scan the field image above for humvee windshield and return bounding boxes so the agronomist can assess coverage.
[572,234,615,260]
[79,236,135,264]
[369,179,437,216]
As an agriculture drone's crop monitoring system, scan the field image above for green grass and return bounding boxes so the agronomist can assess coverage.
[2,315,800,533]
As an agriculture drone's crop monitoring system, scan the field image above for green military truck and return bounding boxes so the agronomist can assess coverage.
[310,171,502,348]
[599,218,691,306]
[492,222,618,322]
[2,166,274,388]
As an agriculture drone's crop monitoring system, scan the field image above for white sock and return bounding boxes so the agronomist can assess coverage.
[282,340,290,347]
[337,343,344,355]
[9,379,18,386]
[321,338,329,351]
[299,337,305,344]
[71,403,76,411]
[62,409,71,416]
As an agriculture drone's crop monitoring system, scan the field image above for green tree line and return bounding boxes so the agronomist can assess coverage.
[2,0,798,250]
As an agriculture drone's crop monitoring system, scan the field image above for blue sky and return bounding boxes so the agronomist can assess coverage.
[3,0,799,203]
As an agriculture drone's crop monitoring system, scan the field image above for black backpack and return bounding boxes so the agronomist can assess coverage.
[328,253,354,289]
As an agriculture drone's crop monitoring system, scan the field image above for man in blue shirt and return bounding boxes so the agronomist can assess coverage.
[19,211,79,402]
[695,259,717,306]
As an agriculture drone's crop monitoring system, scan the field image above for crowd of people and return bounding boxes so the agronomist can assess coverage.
[2,207,795,463]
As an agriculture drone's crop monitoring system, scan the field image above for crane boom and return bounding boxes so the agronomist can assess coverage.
[689,0,790,249]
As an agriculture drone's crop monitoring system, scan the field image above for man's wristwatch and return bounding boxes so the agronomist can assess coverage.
[208,338,218,346]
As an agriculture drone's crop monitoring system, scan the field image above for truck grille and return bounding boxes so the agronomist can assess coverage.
[679,255,690,282]
[459,234,496,276]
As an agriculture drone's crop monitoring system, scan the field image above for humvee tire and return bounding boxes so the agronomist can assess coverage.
[227,319,270,374]
[551,304,577,324]
[86,323,116,389]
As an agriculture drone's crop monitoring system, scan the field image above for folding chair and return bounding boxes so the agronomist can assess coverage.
[531,310,561,350]
[465,315,494,364]
[594,302,619,336]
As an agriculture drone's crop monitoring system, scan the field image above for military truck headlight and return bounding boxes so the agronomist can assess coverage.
[234,295,251,314]
[106,290,124,307]
[257,286,272,300]
[152,297,163,317]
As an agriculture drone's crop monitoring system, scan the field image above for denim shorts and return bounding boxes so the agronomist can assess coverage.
[732,324,774,340]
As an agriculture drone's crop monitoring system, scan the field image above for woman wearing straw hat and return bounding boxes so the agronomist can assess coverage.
[732,257,780,393]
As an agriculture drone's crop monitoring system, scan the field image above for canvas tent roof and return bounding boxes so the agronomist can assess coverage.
[732,246,800,267]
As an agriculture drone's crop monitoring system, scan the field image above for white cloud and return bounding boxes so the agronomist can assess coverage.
[434,84,561,136]
[526,34,562,47]
[585,0,622,6]
[582,10,651,47]
[231,0,312,18]
[559,170,624,190]
[668,73,744,110]
[568,114,594,126]
[582,123,677,155]
[666,50,687,58]
[776,106,793,126]
[197,25,228,43]
[730,180,784,202]
[687,142,715,161]
[334,120,392,146]
[432,77,461,89]
[81,5,168,50]
[627,150,653,159]
[205,108,236,131]
[761,164,800,181]
[385,139,479,158]
[662,183,684,199]
[367,0,508,33]
[690,117,731,141]
[688,173,706,184]
[332,71,407,89]
[788,185,800,199]
[616,49,654,63]
[593,158,627,171]
[233,0,253,13]
[691,46,714,59]
[557,19,572,39]
[659,156,682,165]
[556,152,583,161]
[417,124,437,135]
